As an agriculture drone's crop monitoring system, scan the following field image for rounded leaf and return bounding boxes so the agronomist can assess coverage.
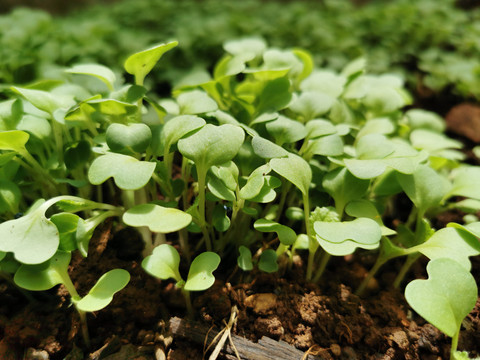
[66,64,116,91]
[237,246,253,271]
[106,123,152,153]
[270,153,312,196]
[258,249,278,273]
[142,244,182,282]
[184,252,220,291]
[75,269,130,312]
[123,204,192,233]
[254,219,296,246]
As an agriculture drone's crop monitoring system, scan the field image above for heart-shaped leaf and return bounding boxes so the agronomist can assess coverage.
[50,213,80,252]
[0,130,29,153]
[184,252,220,291]
[88,153,156,190]
[75,269,130,312]
[289,91,335,121]
[237,246,253,271]
[142,244,182,283]
[66,64,116,91]
[258,249,278,273]
[177,90,218,115]
[106,123,152,153]
[123,204,192,233]
[0,201,59,264]
[270,153,311,196]
[254,219,296,245]
[159,115,206,155]
[124,41,178,85]
[251,136,289,159]
[178,124,245,171]
[265,115,307,145]
[405,258,477,337]
[314,218,381,256]
[14,251,71,290]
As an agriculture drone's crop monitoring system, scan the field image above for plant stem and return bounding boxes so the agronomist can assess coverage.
[182,289,194,319]
[312,252,331,283]
[197,167,212,251]
[356,255,388,297]
[450,328,460,360]
[393,253,421,288]
[303,192,317,282]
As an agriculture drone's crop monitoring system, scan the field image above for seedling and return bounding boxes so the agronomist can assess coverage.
[142,244,220,317]
[405,258,478,360]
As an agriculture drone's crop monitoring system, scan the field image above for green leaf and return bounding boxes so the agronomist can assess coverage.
[405,258,477,337]
[14,251,71,290]
[345,200,396,236]
[66,64,117,91]
[50,213,80,252]
[254,219,296,246]
[0,130,29,152]
[123,204,192,233]
[397,165,450,216]
[412,227,480,270]
[258,249,278,273]
[0,201,59,264]
[177,90,218,115]
[184,252,220,291]
[314,218,381,256]
[11,87,73,114]
[75,269,130,312]
[307,134,344,156]
[224,37,266,59]
[178,124,245,170]
[17,114,52,140]
[251,136,289,159]
[106,123,152,154]
[64,140,91,170]
[88,153,156,190]
[322,167,370,215]
[447,166,480,200]
[289,91,335,121]
[405,109,445,133]
[237,246,253,271]
[0,179,21,214]
[142,244,182,283]
[256,77,292,115]
[159,115,206,155]
[212,204,230,232]
[270,153,311,196]
[265,115,307,145]
[124,41,178,85]
[300,70,346,98]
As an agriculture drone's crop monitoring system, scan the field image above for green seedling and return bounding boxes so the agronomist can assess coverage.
[142,244,220,317]
[14,250,130,348]
[405,258,478,360]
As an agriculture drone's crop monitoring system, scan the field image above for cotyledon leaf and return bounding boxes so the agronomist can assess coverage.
[123,204,192,233]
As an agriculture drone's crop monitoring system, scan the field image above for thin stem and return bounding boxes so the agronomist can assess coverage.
[356,255,388,297]
[393,253,421,288]
[303,192,317,281]
[197,167,212,251]
[450,328,460,360]
[182,289,194,319]
[312,252,331,283]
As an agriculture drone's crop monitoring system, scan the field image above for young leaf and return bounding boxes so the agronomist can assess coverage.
[0,201,59,264]
[237,246,254,271]
[184,252,221,291]
[178,124,245,170]
[254,219,296,246]
[270,153,311,196]
[142,244,182,283]
[159,115,206,155]
[88,153,156,190]
[124,41,179,85]
[251,136,289,159]
[0,179,21,214]
[265,115,307,145]
[289,91,335,121]
[14,251,71,291]
[51,213,81,252]
[0,130,29,152]
[66,64,117,91]
[106,123,152,153]
[123,204,192,233]
[75,269,130,312]
[11,87,73,114]
[258,249,278,273]
[405,258,477,337]
[177,90,218,115]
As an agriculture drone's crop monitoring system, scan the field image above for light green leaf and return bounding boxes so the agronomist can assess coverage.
[50,213,80,252]
[254,219,296,246]
[237,246,253,271]
[178,124,245,170]
[256,77,292,115]
[184,252,220,291]
[251,136,289,159]
[17,114,52,140]
[307,134,343,156]
[0,179,21,214]
[142,244,182,283]
[300,70,346,98]
[270,153,311,196]
[0,201,59,264]
[265,115,307,145]
[124,41,178,85]
[14,251,71,290]
[177,90,218,115]
[345,200,396,236]
[212,204,230,232]
[88,153,156,190]
[405,109,445,133]
[106,123,152,153]
[447,166,480,200]
[76,269,130,312]
[159,115,206,154]
[405,258,477,337]
[66,64,116,91]
[0,130,29,152]
[11,87,73,114]
[224,37,266,59]
[289,91,335,121]
[123,204,192,233]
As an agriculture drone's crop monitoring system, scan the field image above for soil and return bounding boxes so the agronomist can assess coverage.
[1,104,480,360]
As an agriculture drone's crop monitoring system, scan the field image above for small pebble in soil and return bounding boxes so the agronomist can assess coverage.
[24,348,49,360]
[330,343,341,357]
[245,293,277,315]
[254,316,284,339]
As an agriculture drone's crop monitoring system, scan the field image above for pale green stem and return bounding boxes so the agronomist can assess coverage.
[303,192,317,281]
[197,167,212,251]
[312,252,331,283]
[450,328,460,360]
[393,253,421,288]
[356,255,388,297]
[182,289,194,319]
[50,117,64,166]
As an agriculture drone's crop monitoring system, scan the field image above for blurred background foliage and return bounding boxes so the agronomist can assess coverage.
[1,0,479,104]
